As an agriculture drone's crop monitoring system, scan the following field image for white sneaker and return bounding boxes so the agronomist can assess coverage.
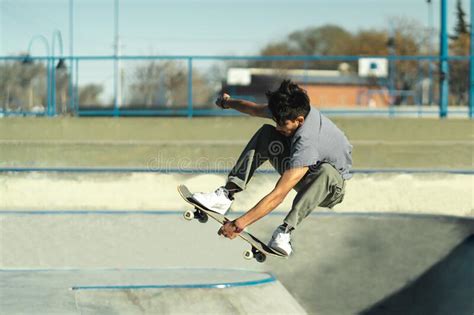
[192,187,232,215]
[268,226,293,256]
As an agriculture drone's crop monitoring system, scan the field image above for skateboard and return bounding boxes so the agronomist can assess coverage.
[177,185,286,263]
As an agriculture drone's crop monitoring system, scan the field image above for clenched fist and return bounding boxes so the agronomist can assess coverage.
[215,93,230,109]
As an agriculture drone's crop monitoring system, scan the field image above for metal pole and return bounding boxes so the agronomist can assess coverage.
[469,0,474,119]
[187,58,193,118]
[69,0,73,58]
[51,58,56,116]
[69,0,74,114]
[46,58,51,116]
[113,0,121,117]
[427,0,434,105]
[439,0,449,118]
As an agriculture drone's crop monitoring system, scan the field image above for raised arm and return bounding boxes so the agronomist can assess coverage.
[216,93,272,119]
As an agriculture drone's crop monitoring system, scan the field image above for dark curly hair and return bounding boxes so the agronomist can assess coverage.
[266,80,310,125]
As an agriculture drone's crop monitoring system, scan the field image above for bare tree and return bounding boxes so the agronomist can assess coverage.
[0,59,46,112]
[127,60,214,108]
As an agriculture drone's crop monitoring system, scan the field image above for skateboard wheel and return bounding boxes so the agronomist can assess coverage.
[255,252,266,263]
[183,210,194,221]
[243,250,254,260]
[198,213,208,223]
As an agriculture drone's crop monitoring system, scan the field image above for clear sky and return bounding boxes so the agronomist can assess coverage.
[0,0,471,57]
[0,0,470,103]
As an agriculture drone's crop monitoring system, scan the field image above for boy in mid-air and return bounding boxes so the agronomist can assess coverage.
[192,80,352,256]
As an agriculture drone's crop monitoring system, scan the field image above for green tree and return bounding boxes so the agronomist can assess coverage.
[257,42,302,69]
[453,0,469,38]
[256,25,353,70]
[351,30,389,56]
[255,20,431,96]
[287,25,353,56]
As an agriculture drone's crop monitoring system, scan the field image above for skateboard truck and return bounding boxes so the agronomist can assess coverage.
[243,247,266,263]
[183,208,209,223]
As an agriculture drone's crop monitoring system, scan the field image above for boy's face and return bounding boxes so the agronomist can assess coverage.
[274,116,304,137]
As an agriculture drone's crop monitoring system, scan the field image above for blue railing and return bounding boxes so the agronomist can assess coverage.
[0,54,472,118]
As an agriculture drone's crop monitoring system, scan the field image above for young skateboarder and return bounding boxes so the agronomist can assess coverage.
[192,80,352,256]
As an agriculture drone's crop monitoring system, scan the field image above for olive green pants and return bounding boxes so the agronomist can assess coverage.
[227,124,345,229]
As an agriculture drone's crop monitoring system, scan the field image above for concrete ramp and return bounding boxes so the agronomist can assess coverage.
[259,214,474,314]
[1,211,473,314]
[1,269,306,314]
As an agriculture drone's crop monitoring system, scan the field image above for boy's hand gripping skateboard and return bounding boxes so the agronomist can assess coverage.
[177,185,286,263]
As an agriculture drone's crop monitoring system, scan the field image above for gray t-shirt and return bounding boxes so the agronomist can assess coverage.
[289,107,353,180]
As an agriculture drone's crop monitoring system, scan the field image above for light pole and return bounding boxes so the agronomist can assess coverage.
[113,0,121,117]
[69,0,75,114]
[25,35,51,116]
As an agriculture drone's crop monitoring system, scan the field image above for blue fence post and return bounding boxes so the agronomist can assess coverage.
[113,0,120,118]
[46,57,52,116]
[469,0,474,119]
[51,56,56,116]
[427,0,435,106]
[439,0,449,118]
[113,54,119,117]
[187,57,193,118]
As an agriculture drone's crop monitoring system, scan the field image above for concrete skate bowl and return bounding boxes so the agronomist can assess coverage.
[1,211,472,314]
[256,213,474,315]
[361,234,474,315]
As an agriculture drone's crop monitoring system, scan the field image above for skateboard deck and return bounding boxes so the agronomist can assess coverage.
[177,185,286,262]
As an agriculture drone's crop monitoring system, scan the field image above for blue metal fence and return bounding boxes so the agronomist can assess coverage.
[0,54,472,118]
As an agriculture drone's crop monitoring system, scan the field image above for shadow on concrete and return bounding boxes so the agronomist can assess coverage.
[361,234,474,315]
